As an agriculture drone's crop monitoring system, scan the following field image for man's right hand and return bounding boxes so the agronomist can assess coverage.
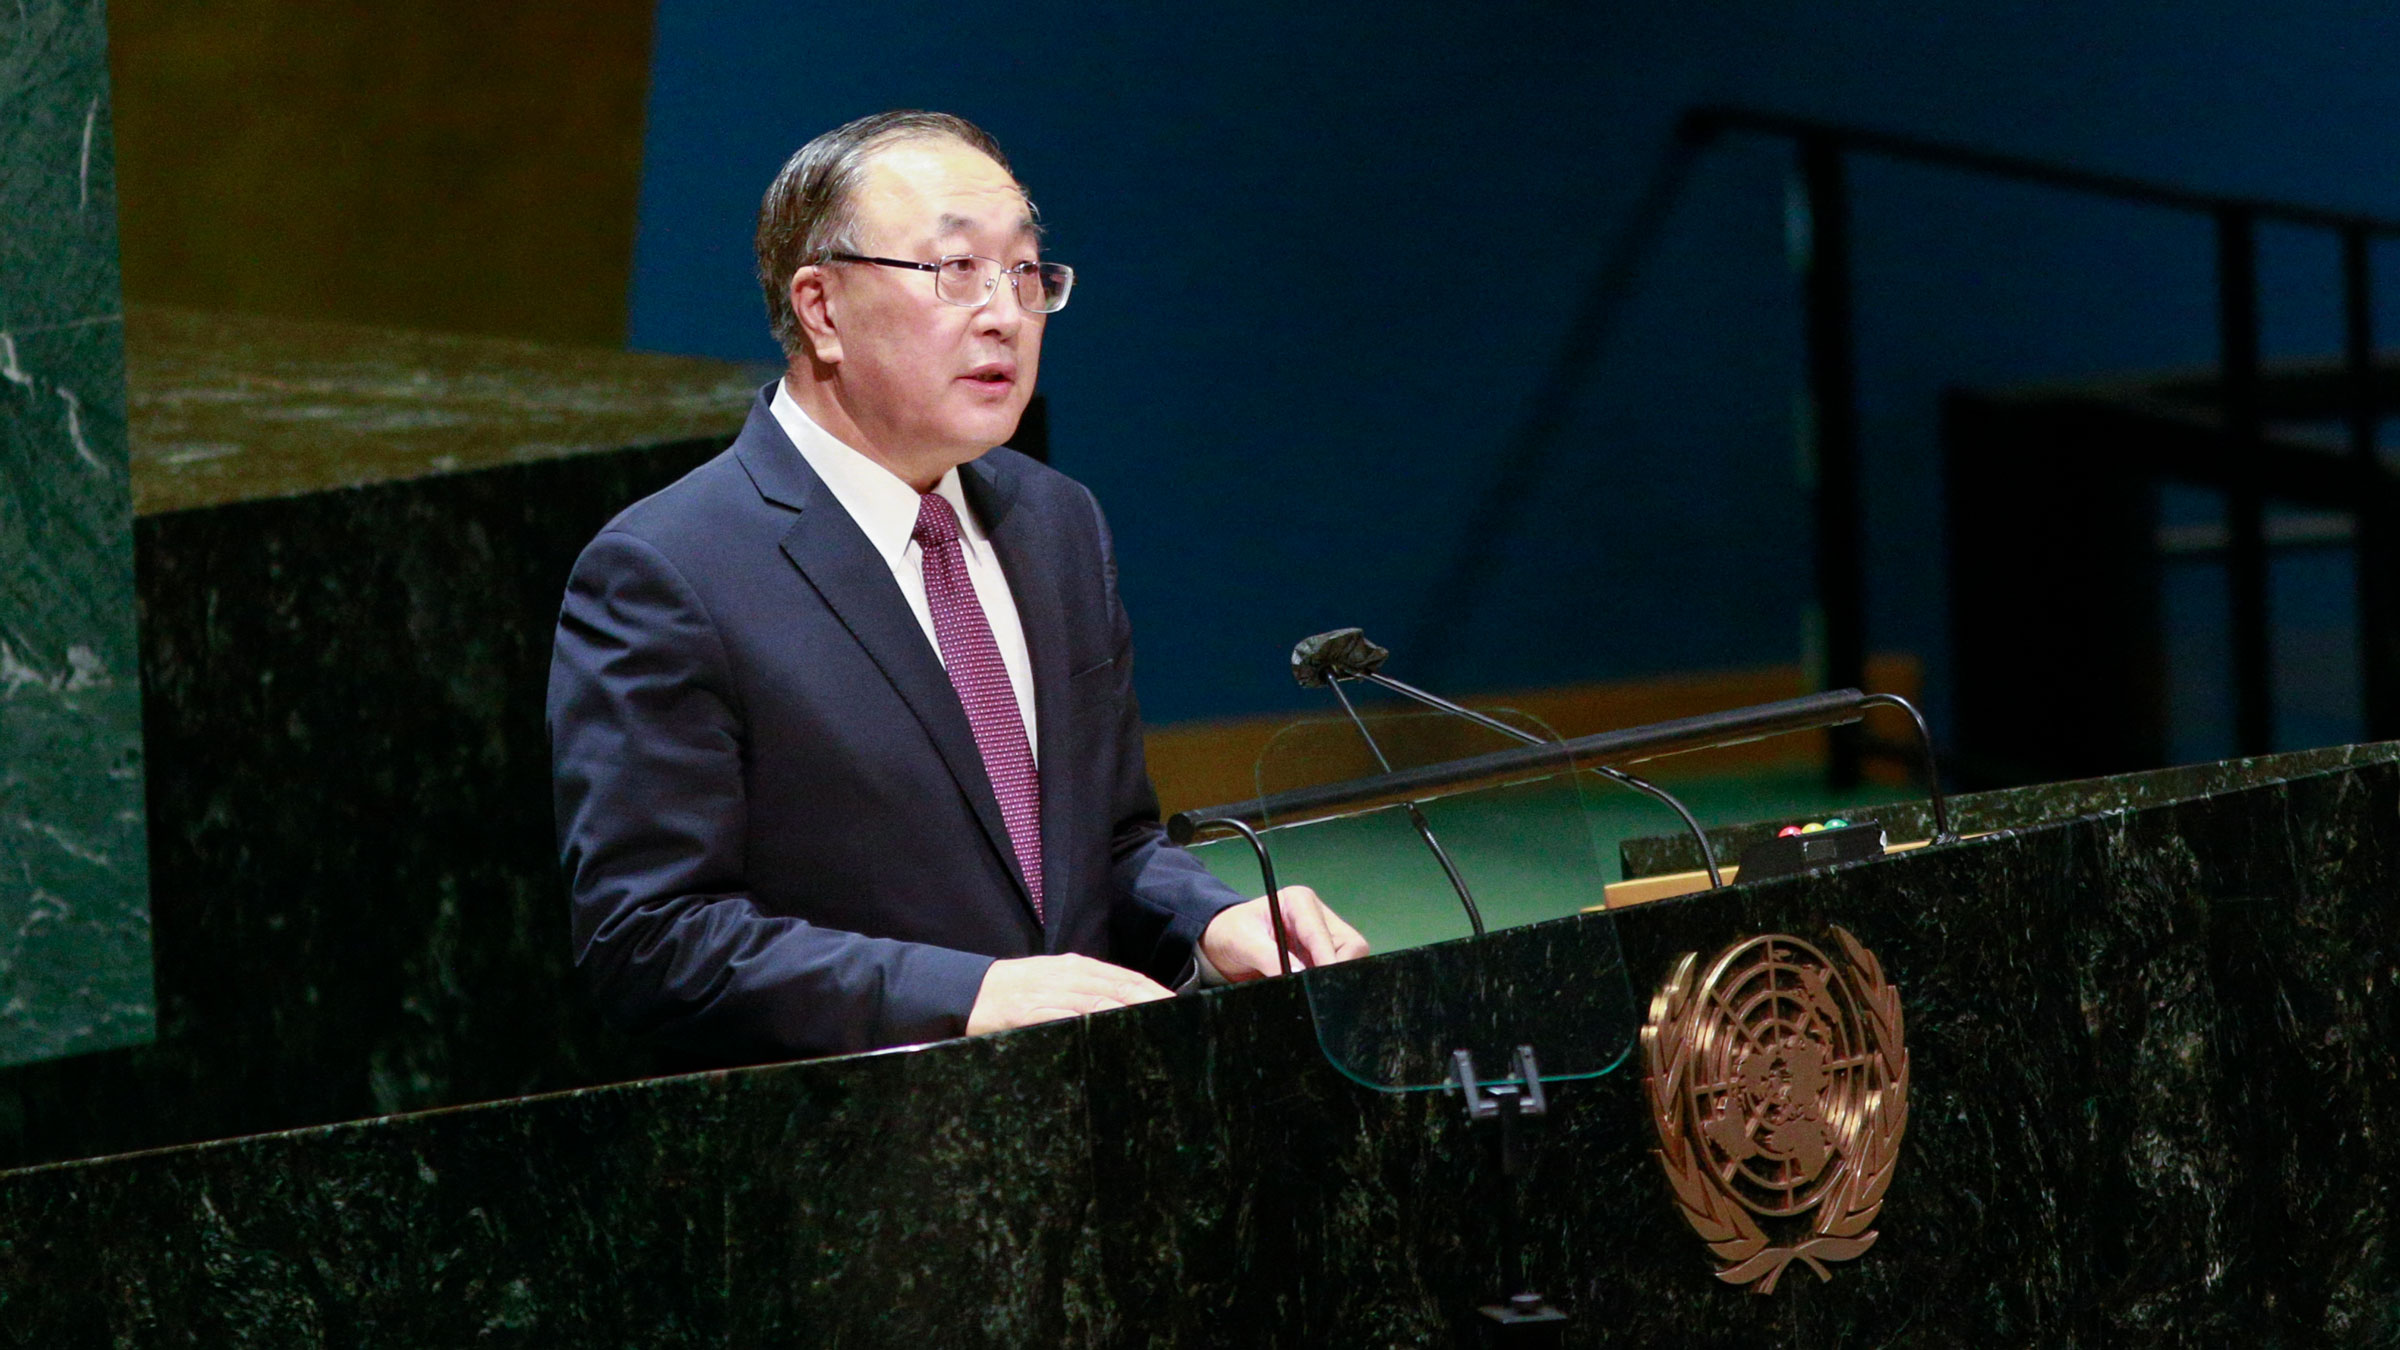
[965,954,1174,1036]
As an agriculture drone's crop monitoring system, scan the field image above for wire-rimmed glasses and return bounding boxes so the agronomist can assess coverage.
[821,252,1075,314]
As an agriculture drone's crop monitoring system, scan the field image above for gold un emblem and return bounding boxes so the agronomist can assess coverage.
[1642,927,1908,1293]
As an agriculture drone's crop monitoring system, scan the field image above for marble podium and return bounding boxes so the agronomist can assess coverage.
[2,742,2395,1345]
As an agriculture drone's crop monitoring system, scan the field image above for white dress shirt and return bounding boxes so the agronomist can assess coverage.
[768,380,1039,762]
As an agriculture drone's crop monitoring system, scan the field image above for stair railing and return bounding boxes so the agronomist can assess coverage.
[1680,105,2400,772]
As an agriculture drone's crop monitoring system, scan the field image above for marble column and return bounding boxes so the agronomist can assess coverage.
[0,0,153,1065]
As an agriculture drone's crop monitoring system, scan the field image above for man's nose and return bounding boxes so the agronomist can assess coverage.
[972,276,1026,337]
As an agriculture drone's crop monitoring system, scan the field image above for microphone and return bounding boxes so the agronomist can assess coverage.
[1287,629,1727,891]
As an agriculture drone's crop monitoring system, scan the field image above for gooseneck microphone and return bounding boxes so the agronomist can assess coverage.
[1289,629,1727,899]
[1303,640,1492,938]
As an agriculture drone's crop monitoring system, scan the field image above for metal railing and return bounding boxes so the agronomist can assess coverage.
[1680,105,2400,775]
[1169,687,1953,851]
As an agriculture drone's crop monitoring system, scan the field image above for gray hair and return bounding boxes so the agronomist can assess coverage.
[754,110,1017,362]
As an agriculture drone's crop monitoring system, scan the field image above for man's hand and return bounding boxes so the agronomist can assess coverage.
[965,954,1174,1036]
[1198,885,1370,982]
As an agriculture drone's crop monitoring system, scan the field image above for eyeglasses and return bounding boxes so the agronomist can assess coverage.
[820,252,1075,314]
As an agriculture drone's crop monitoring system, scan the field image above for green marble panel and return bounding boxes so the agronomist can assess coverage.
[721,1030,1107,1346]
[1619,739,2400,878]
[0,1070,728,1344]
[0,0,152,1066]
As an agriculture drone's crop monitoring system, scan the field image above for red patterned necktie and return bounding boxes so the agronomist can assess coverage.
[913,491,1044,920]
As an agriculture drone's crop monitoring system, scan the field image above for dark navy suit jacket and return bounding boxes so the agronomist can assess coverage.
[548,390,1242,1060]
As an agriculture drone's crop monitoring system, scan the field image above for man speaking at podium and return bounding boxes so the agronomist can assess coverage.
[548,111,1365,1062]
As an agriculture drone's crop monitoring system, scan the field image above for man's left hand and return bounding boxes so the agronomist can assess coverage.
[1197,885,1369,982]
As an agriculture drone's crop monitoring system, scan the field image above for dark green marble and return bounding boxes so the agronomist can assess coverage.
[0,0,154,1067]
[122,307,767,515]
[4,750,2398,1344]
[0,1071,728,1345]
[1619,741,2400,879]
[722,1029,1109,1345]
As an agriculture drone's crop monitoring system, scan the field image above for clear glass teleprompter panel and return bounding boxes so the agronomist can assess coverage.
[1218,708,1638,1092]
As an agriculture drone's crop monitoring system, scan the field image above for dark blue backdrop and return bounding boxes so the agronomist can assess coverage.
[628,0,2400,742]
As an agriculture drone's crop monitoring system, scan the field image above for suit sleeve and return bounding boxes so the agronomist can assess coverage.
[1082,493,1248,982]
[548,529,994,1060]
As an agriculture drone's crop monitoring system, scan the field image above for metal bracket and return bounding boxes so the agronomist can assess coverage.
[1449,1045,1567,1335]
[1479,1291,1569,1326]
[1450,1046,1548,1122]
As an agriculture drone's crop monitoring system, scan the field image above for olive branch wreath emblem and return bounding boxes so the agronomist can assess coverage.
[1641,926,1908,1294]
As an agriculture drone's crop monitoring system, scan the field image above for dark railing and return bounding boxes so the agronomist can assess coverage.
[1168,688,1952,852]
[1680,105,2400,776]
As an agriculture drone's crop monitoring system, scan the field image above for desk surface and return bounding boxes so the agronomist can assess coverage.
[124,306,764,515]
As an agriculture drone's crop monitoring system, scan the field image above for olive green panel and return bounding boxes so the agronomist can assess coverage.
[107,0,656,346]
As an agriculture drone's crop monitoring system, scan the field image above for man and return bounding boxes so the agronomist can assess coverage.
[549,110,1365,1062]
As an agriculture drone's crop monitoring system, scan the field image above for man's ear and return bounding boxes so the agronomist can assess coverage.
[790,267,843,365]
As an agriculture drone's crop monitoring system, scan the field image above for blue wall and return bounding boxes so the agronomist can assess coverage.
[630,1,2400,731]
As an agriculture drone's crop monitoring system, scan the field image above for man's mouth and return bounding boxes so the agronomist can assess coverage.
[962,363,1016,388]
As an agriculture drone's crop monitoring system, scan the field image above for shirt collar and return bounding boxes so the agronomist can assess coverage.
[768,378,982,565]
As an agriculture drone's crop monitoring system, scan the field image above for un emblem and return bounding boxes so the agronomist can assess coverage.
[1641,927,1909,1293]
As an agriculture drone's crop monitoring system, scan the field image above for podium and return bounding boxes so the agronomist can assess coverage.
[4,739,2397,1343]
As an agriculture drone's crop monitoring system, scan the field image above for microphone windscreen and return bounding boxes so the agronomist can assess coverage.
[1290,628,1390,687]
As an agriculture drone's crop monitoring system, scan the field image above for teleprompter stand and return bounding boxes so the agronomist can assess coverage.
[1452,1047,1569,1338]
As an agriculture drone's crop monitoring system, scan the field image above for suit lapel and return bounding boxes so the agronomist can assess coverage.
[962,454,1075,942]
[735,399,1033,918]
